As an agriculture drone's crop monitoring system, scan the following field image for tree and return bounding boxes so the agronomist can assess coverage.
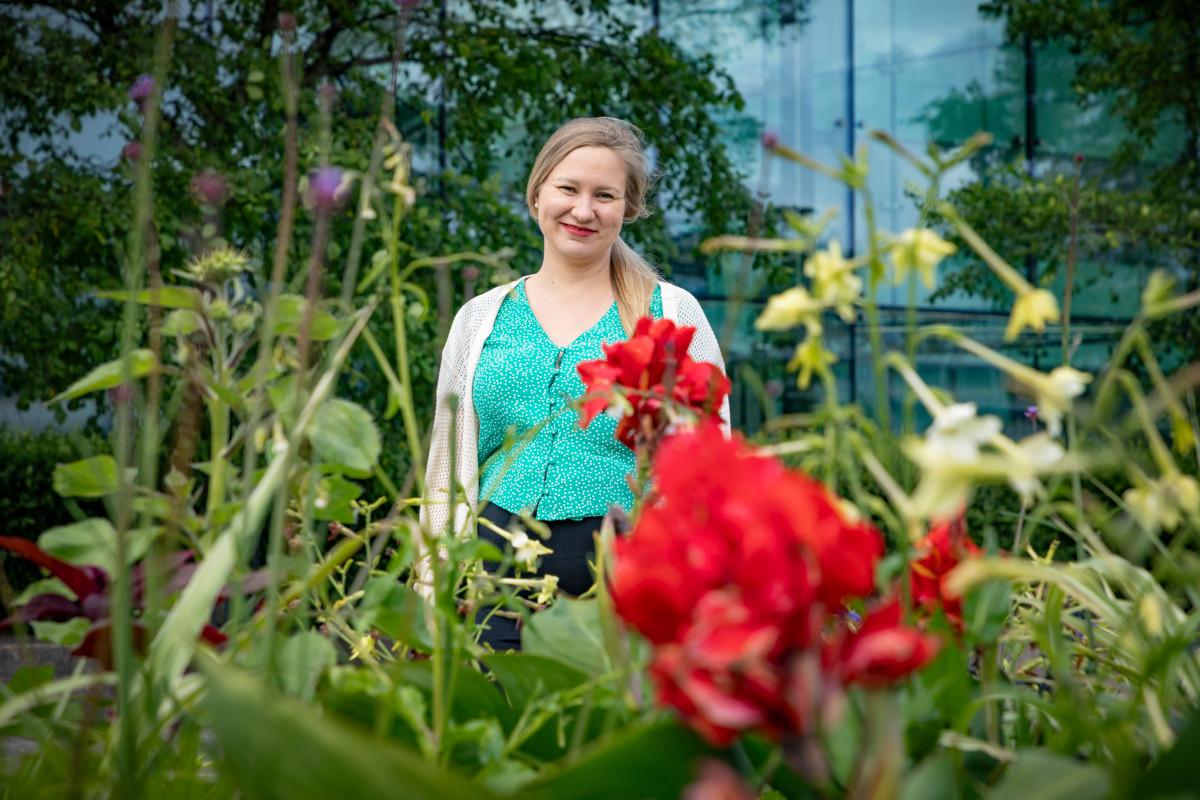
[0,0,760,439]
[923,0,1200,360]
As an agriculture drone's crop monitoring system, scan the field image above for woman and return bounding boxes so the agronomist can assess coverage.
[422,117,729,651]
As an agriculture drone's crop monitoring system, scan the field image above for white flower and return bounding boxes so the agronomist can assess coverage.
[804,241,861,322]
[756,286,824,333]
[923,403,1002,464]
[506,529,552,569]
[1033,366,1092,436]
[1005,433,1066,500]
[891,228,956,288]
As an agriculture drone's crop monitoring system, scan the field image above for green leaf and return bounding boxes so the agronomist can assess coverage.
[481,653,589,713]
[51,349,157,403]
[964,578,1011,645]
[987,750,1109,800]
[357,577,433,653]
[521,598,610,678]
[273,294,339,341]
[13,577,71,605]
[312,474,363,523]
[306,398,381,475]
[201,656,492,800]
[52,454,120,497]
[1136,707,1200,798]
[391,660,514,732]
[5,665,56,695]
[30,618,89,647]
[902,751,961,800]
[38,519,156,575]
[523,718,713,800]
[94,286,200,309]
[162,308,202,336]
[277,631,337,701]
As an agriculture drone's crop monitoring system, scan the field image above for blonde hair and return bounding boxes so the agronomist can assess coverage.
[525,117,659,336]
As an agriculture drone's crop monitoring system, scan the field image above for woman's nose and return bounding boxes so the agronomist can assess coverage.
[572,197,596,220]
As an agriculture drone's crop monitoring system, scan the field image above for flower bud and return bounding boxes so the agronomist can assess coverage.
[121,141,143,162]
[189,169,229,207]
[129,74,155,109]
[761,131,779,149]
[277,12,297,32]
[307,166,348,213]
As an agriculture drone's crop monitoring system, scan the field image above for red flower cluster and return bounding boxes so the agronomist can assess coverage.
[609,426,938,744]
[577,317,729,450]
[909,517,980,630]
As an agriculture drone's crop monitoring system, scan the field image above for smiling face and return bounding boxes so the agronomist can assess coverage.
[534,146,629,267]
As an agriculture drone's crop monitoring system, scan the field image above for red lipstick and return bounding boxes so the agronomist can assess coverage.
[561,222,597,237]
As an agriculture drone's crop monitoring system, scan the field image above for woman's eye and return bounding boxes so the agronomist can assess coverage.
[558,185,576,194]
[597,193,614,200]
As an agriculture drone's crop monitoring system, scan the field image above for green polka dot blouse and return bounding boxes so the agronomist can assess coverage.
[474,278,664,520]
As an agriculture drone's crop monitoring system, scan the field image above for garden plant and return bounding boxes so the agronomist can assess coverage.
[1,3,1199,799]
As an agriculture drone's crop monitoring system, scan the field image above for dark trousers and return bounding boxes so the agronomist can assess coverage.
[474,502,605,652]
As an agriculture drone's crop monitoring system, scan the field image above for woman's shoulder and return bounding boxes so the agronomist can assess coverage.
[450,280,521,330]
[655,279,705,319]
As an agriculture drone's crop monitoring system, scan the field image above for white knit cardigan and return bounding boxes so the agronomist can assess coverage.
[419,278,730,542]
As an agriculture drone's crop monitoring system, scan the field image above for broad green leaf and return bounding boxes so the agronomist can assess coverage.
[902,751,961,800]
[30,618,90,647]
[14,577,71,605]
[1136,707,1200,798]
[312,474,363,523]
[5,665,56,695]
[277,631,337,701]
[481,653,589,712]
[522,598,610,678]
[51,349,157,403]
[391,660,515,732]
[357,576,433,652]
[201,656,492,800]
[53,454,121,497]
[39,519,157,575]
[273,294,339,341]
[306,398,381,475]
[94,286,201,309]
[987,750,1109,800]
[523,718,713,800]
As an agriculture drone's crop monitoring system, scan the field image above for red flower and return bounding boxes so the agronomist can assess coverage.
[825,600,939,689]
[610,426,906,743]
[577,316,729,450]
[910,516,980,629]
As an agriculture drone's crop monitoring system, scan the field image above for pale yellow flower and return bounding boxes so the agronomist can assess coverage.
[755,286,824,333]
[787,335,837,390]
[803,241,861,322]
[1032,366,1092,436]
[535,574,559,606]
[508,530,552,570]
[903,436,973,522]
[1141,268,1176,317]
[1005,288,1060,341]
[890,228,956,288]
[1124,473,1200,532]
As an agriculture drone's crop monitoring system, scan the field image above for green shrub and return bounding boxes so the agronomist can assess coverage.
[0,425,107,610]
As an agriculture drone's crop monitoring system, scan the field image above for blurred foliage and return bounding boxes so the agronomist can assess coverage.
[0,426,107,608]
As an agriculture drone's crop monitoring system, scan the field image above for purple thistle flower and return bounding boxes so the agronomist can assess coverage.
[764,379,784,398]
[395,0,421,8]
[121,141,143,162]
[761,131,779,149]
[462,265,480,281]
[129,74,155,107]
[1024,405,1039,422]
[308,166,347,213]
[278,12,297,32]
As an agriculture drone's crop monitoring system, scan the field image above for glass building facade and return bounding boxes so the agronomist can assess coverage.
[653,0,1162,433]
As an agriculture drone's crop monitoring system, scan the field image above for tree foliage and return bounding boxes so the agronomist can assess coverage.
[0,0,760,431]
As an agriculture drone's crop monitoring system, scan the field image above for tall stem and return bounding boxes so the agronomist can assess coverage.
[113,6,177,796]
